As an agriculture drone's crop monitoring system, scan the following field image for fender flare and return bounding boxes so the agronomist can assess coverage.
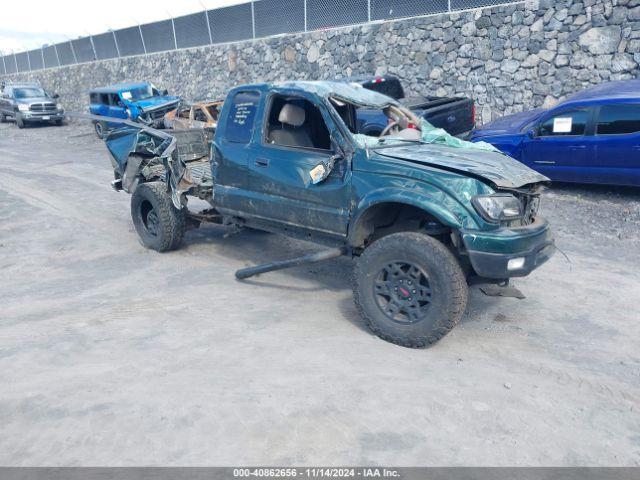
[347,188,463,246]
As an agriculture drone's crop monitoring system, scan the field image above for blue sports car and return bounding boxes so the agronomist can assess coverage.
[470,80,640,187]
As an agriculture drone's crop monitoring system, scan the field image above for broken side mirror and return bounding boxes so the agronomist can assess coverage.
[52,93,60,99]
[310,152,343,185]
[526,128,537,139]
[162,89,169,96]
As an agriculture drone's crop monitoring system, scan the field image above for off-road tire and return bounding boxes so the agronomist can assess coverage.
[16,114,25,129]
[353,232,468,348]
[130,182,186,252]
[0,112,6,123]
[94,121,105,139]
[54,118,64,126]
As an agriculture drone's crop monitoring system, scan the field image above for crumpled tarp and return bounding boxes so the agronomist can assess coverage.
[353,120,499,153]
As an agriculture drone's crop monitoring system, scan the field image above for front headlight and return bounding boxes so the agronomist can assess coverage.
[18,104,30,112]
[472,194,522,222]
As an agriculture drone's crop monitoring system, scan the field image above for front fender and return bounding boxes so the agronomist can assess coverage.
[347,188,464,245]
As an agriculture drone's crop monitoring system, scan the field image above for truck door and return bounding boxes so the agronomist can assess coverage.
[247,93,351,236]
[592,103,640,186]
[521,107,596,183]
[212,90,263,214]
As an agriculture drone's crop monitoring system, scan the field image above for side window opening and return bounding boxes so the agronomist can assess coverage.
[194,108,207,123]
[109,94,121,106]
[207,105,220,121]
[226,91,260,144]
[539,109,589,137]
[597,104,640,135]
[178,107,190,119]
[330,98,358,134]
[99,93,110,105]
[90,93,99,104]
[265,95,331,150]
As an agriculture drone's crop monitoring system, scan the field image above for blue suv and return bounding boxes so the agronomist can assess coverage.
[89,82,180,138]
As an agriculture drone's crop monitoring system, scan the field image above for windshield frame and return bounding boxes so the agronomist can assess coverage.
[119,85,159,102]
[14,87,48,99]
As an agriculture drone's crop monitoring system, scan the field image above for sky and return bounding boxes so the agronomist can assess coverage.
[0,0,247,53]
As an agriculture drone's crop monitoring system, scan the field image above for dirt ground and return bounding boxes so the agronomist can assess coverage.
[0,122,639,466]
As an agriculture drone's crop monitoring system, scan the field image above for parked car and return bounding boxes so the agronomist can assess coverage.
[89,82,180,138]
[349,74,476,137]
[0,82,64,128]
[163,100,223,130]
[97,81,553,348]
[470,80,640,187]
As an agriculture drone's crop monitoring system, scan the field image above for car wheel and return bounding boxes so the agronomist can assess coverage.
[54,118,64,126]
[94,121,105,139]
[0,112,6,123]
[130,182,186,252]
[16,114,25,129]
[353,232,468,348]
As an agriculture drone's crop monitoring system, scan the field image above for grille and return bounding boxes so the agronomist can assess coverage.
[30,103,57,112]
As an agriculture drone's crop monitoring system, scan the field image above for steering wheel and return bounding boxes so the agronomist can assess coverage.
[380,121,400,137]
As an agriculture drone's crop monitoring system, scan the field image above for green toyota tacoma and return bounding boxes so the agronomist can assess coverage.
[100,81,554,348]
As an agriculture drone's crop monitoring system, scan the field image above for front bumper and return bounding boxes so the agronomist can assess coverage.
[462,217,554,279]
[21,110,65,122]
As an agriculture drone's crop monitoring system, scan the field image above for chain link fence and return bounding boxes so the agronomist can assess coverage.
[0,0,519,76]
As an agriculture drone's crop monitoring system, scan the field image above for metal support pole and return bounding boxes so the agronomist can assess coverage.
[201,1,213,44]
[112,30,121,57]
[69,40,78,63]
[304,0,307,32]
[170,17,178,50]
[14,53,19,72]
[448,0,451,12]
[41,46,45,69]
[1,54,6,75]
[251,1,256,39]
[89,35,98,60]
[27,51,31,71]
[53,43,61,66]
[367,0,371,22]
[138,24,147,54]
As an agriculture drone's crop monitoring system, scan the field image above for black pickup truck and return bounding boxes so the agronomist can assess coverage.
[350,74,475,137]
[95,81,553,349]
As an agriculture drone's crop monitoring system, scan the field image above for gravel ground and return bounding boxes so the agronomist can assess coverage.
[0,121,639,466]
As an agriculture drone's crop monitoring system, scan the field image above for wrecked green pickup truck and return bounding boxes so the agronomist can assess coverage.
[101,81,554,348]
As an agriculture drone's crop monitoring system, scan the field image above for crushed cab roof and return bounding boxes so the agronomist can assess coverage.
[89,82,151,94]
[268,80,399,108]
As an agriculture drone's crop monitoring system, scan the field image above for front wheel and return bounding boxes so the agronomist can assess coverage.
[16,114,25,129]
[353,232,468,348]
[130,182,186,252]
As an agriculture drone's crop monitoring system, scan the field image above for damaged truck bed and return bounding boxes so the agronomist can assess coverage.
[92,81,554,349]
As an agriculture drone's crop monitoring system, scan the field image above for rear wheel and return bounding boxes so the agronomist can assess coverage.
[353,232,468,348]
[16,114,25,129]
[130,182,185,252]
[94,121,105,139]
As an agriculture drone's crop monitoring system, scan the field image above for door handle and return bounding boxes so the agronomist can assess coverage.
[569,145,586,150]
[255,158,269,168]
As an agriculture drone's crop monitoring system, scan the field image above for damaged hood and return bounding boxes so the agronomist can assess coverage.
[128,95,180,111]
[374,143,549,189]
